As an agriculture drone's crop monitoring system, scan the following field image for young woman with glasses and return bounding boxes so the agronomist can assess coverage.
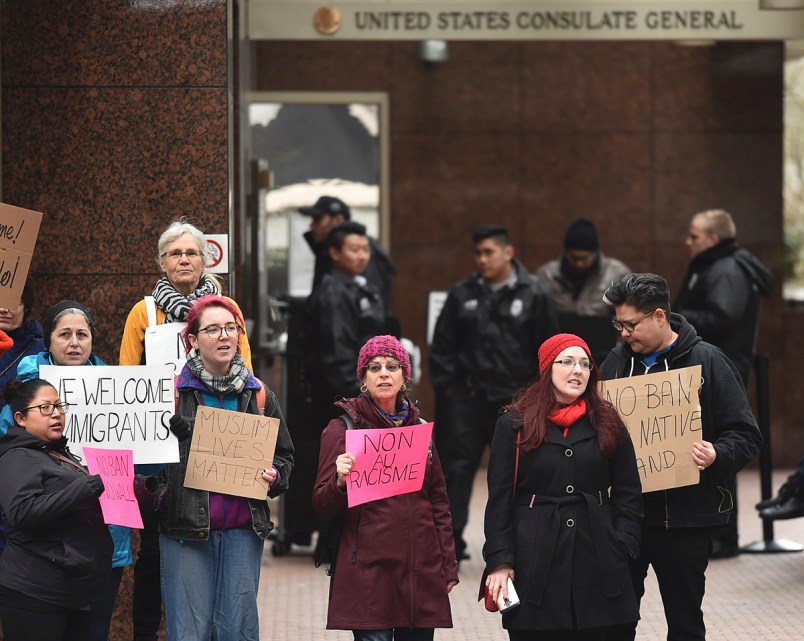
[0,378,111,641]
[483,333,643,641]
[149,295,294,641]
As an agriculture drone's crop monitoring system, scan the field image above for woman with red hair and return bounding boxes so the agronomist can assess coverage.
[483,334,642,641]
[152,295,294,641]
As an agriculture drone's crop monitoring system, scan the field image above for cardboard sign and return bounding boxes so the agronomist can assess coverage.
[345,422,433,507]
[0,203,43,310]
[39,365,178,465]
[599,365,703,493]
[83,447,144,529]
[184,405,280,500]
[145,321,188,376]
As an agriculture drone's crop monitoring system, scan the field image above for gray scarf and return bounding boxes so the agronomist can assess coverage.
[186,348,250,395]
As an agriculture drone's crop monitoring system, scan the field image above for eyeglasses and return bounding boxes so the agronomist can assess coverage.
[611,309,657,333]
[161,249,202,261]
[553,358,593,372]
[197,323,241,339]
[23,402,71,416]
[366,361,401,374]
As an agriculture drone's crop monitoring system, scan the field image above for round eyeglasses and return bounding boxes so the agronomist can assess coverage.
[197,323,241,339]
[366,362,401,374]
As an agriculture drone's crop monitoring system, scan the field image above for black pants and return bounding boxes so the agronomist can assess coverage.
[434,386,504,558]
[353,628,434,641]
[606,525,714,641]
[0,591,92,641]
[509,628,606,641]
[90,565,123,641]
[133,503,162,640]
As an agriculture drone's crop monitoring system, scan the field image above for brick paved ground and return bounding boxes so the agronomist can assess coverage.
[259,469,804,640]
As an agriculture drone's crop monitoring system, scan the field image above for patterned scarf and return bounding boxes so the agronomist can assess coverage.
[186,348,250,395]
[151,275,218,322]
[371,398,411,427]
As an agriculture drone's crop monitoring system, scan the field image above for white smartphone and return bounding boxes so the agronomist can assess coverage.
[497,578,521,612]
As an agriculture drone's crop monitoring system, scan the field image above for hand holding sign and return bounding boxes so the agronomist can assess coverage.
[692,440,717,471]
[344,422,433,508]
[336,453,357,489]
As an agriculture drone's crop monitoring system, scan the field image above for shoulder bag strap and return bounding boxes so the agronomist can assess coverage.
[47,450,89,476]
[144,296,158,327]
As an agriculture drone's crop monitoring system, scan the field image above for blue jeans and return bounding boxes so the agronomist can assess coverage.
[160,529,264,641]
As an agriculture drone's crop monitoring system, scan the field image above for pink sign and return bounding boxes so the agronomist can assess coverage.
[344,422,433,508]
[84,448,144,529]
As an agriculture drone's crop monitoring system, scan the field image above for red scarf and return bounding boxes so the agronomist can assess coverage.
[547,398,587,436]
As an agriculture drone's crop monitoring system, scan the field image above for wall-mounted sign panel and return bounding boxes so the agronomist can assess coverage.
[250,1,804,41]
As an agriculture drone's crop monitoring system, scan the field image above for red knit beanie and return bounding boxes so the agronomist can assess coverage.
[538,333,592,375]
[0,330,12,361]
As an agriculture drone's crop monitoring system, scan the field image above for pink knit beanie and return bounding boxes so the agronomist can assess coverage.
[357,335,411,381]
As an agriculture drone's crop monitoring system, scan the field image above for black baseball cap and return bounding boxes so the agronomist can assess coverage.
[298,196,351,219]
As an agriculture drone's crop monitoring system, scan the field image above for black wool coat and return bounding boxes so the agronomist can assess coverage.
[483,413,642,631]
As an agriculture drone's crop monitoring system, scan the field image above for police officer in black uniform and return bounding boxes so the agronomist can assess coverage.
[430,224,558,561]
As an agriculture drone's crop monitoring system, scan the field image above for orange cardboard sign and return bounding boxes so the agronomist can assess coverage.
[0,203,43,310]
[599,365,703,493]
[184,405,279,500]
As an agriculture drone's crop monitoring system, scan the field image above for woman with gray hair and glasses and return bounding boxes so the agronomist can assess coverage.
[119,218,252,641]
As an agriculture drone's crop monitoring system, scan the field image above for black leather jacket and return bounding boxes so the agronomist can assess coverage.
[156,373,294,541]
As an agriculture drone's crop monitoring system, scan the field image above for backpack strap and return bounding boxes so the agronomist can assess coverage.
[340,413,354,430]
[255,380,267,415]
[144,296,158,327]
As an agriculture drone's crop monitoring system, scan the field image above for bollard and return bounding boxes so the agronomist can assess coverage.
[741,354,802,553]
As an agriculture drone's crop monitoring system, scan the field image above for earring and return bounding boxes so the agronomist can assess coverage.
[360,384,368,394]
[400,383,407,392]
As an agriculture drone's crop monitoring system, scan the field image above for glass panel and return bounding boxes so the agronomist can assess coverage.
[249,102,382,300]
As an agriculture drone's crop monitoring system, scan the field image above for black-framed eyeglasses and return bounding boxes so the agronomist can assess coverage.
[160,249,202,261]
[553,358,593,372]
[197,323,241,339]
[23,402,70,416]
[366,361,401,374]
[612,309,657,333]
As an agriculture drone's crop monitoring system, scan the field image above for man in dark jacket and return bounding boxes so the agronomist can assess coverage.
[430,224,559,561]
[674,209,772,558]
[299,195,397,313]
[285,221,391,548]
[601,273,762,641]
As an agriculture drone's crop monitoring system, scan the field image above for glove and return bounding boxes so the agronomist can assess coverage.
[88,474,105,498]
[169,414,191,442]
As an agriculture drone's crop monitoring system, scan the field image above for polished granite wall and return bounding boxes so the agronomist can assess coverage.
[256,39,802,464]
[2,1,230,639]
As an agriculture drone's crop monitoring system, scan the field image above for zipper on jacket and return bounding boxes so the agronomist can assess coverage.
[664,490,670,529]
[352,510,362,564]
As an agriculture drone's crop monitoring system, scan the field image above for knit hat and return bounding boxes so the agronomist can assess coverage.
[357,335,411,381]
[564,218,599,252]
[43,300,96,349]
[0,330,12,360]
[538,333,592,375]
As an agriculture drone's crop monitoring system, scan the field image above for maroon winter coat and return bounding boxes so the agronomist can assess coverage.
[313,394,459,630]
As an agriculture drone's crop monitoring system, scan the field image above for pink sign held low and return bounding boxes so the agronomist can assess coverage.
[344,422,433,508]
[83,447,143,529]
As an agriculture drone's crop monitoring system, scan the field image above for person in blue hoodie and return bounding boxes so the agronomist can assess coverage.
[13,300,132,641]
[0,279,45,410]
